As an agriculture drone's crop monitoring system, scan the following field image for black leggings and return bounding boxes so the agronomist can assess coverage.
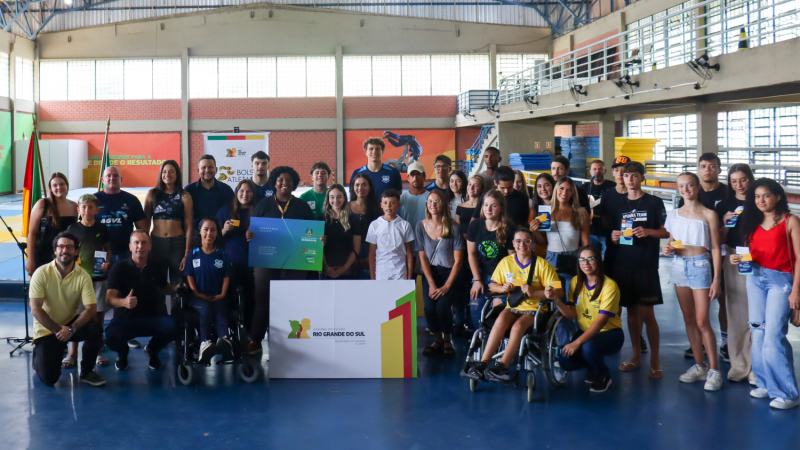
[252,268,307,342]
[231,263,255,332]
[422,265,456,334]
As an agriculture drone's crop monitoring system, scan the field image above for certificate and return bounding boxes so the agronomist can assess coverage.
[248,217,324,271]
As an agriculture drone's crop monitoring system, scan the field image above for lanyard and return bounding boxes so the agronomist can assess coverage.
[276,197,291,218]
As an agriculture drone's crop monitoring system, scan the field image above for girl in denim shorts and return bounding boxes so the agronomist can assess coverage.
[663,172,724,391]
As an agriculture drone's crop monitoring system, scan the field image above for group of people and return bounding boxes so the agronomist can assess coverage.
[25,138,800,410]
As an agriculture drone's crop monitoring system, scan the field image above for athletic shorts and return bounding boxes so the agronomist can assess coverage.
[612,264,664,308]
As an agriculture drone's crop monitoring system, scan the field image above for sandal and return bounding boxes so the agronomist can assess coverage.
[619,361,642,371]
[423,342,443,356]
[61,356,76,368]
[442,342,455,356]
[649,368,663,379]
[96,354,109,366]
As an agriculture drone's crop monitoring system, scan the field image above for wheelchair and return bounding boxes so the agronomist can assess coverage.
[460,294,576,402]
[174,283,260,385]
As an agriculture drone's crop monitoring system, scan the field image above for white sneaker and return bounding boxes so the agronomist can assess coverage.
[750,388,769,399]
[198,340,217,365]
[679,363,709,383]
[704,369,723,391]
[748,372,757,386]
[770,397,800,410]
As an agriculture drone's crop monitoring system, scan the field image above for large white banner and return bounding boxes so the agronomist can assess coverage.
[269,280,417,379]
[202,132,269,189]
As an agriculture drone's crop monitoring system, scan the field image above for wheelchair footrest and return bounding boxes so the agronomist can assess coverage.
[460,368,481,381]
[487,372,519,387]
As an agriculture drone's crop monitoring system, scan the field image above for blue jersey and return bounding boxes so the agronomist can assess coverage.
[253,181,275,202]
[183,247,232,299]
[349,164,403,198]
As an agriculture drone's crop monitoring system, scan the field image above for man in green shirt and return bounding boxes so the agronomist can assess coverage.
[300,161,331,217]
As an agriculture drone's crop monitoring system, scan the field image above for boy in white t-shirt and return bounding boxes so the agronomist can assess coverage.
[367,189,415,280]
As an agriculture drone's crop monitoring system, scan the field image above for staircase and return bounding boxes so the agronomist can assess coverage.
[466,124,498,177]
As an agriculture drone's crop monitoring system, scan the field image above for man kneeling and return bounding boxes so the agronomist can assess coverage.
[105,230,179,370]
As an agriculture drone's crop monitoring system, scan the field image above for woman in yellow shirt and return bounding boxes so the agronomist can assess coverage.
[467,228,562,381]
[554,245,624,393]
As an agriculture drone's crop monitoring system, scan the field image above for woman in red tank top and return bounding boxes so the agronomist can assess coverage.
[732,179,800,409]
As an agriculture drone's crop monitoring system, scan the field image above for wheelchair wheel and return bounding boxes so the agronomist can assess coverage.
[238,358,260,383]
[543,314,574,388]
[177,362,194,386]
[526,373,535,403]
[469,379,478,392]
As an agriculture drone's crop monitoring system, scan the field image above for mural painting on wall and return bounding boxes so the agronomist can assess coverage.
[345,130,456,181]
[42,133,181,187]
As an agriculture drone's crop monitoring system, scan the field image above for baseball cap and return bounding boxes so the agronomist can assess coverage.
[612,156,631,168]
[407,162,426,175]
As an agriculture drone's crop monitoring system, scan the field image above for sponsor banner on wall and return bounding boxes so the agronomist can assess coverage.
[41,133,180,188]
[345,130,455,181]
[270,280,417,379]
[203,132,269,189]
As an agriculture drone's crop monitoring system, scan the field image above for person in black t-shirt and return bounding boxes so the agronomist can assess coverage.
[471,166,530,228]
[105,230,179,371]
[598,156,630,274]
[608,161,669,378]
[583,160,617,256]
[319,185,361,279]
[466,190,515,328]
[249,166,316,356]
[676,152,729,359]
[715,163,755,382]
[551,155,591,212]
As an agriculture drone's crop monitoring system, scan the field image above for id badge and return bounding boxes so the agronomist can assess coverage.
[726,206,744,228]
[620,219,633,245]
[538,205,551,232]
[93,251,107,277]
[736,246,753,275]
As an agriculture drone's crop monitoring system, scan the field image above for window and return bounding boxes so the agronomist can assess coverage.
[0,53,9,98]
[306,57,336,97]
[16,57,33,101]
[189,58,217,99]
[343,54,490,96]
[625,1,695,74]
[218,58,248,98]
[497,53,548,80]
[277,57,307,97]
[247,57,277,98]
[39,58,181,100]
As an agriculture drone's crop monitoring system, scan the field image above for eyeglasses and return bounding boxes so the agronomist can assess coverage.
[56,245,75,250]
[433,165,449,170]
[512,239,533,245]
[578,256,597,263]
[426,199,442,204]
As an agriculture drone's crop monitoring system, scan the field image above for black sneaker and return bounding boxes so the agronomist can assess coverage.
[589,377,612,393]
[79,370,106,386]
[640,337,648,354]
[685,345,706,359]
[115,355,128,371]
[720,345,730,363]
[486,362,510,381]
[584,372,598,385]
[468,361,488,380]
[144,345,161,370]
[217,337,234,362]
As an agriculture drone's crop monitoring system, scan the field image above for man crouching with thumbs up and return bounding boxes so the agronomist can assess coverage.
[105,230,180,371]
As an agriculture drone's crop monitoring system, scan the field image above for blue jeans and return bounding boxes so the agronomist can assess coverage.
[746,263,799,401]
[558,328,624,379]
[105,315,179,357]
[190,298,229,342]
[545,250,577,302]
[589,234,607,257]
[470,274,494,330]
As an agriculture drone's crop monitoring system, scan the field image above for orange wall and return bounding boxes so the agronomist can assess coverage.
[41,133,181,188]
[345,129,455,181]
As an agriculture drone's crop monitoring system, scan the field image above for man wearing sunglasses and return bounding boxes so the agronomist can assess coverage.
[29,232,105,387]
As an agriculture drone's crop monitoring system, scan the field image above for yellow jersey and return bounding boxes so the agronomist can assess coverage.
[568,276,622,332]
[29,261,97,340]
[491,254,559,312]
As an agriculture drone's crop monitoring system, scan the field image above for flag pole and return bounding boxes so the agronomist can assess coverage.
[98,115,110,190]
[32,115,45,198]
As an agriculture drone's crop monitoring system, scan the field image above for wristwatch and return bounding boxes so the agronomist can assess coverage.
[68,327,76,335]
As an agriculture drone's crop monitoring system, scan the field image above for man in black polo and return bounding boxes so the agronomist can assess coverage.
[105,230,180,371]
[185,154,235,230]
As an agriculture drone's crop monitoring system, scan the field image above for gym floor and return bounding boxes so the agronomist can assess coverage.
[1,261,799,448]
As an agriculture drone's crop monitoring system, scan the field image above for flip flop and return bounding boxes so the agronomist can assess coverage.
[442,342,455,357]
[649,368,663,379]
[61,356,76,368]
[96,354,110,366]
[619,361,642,371]
[423,342,443,356]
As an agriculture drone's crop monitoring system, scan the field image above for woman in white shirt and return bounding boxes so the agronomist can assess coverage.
[662,172,723,391]
[530,176,589,300]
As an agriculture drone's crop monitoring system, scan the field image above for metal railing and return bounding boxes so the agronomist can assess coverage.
[465,124,495,175]
[499,0,800,105]
[457,90,499,114]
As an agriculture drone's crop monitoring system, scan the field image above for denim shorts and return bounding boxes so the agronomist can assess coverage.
[670,253,712,290]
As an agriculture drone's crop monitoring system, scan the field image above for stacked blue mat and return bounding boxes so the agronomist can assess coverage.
[509,153,552,172]
[562,136,599,179]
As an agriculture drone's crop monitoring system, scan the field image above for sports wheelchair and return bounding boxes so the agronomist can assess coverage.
[174,283,260,385]
[460,295,576,402]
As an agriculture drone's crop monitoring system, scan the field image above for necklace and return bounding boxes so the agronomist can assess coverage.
[627,195,643,212]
